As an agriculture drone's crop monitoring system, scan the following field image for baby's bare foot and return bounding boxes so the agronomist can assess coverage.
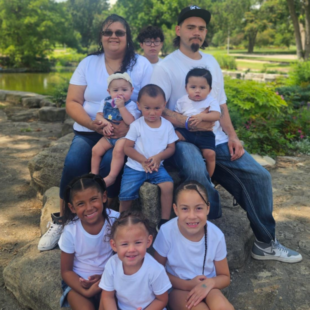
[103,175,117,188]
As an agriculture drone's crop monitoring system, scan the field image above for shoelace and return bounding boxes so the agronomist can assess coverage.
[45,221,61,236]
[271,240,289,254]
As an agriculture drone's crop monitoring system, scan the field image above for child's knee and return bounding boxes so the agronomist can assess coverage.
[202,149,215,161]
[159,182,173,193]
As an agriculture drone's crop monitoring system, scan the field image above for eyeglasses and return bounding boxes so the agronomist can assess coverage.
[102,30,126,37]
[143,39,162,46]
[183,184,210,206]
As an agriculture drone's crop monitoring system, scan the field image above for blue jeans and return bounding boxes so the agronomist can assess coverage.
[166,141,275,243]
[59,131,121,199]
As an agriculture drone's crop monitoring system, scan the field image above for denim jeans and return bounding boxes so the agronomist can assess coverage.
[166,141,275,243]
[59,131,121,199]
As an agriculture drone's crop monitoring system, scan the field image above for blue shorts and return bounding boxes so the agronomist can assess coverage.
[119,165,173,201]
[176,129,215,151]
[106,137,119,147]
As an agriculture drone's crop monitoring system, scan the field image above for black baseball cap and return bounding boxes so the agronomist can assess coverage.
[178,6,211,25]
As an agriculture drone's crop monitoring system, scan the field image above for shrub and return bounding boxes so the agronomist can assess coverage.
[287,61,310,86]
[213,53,237,70]
[50,77,70,107]
[50,48,86,67]
[292,139,310,155]
[276,85,310,109]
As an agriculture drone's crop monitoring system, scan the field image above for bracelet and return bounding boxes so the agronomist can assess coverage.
[185,116,190,130]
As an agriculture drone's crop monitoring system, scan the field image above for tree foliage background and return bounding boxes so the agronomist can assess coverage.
[0,0,309,69]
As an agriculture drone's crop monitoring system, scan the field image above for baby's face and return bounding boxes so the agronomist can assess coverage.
[108,79,133,102]
[186,76,211,102]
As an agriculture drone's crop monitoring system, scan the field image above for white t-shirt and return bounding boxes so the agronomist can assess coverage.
[70,54,153,132]
[99,253,172,310]
[153,218,227,280]
[98,98,141,120]
[175,94,221,117]
[58,209,119,280]
[151,57,163,68]
[150,50,228,146]
[125,117,179,171]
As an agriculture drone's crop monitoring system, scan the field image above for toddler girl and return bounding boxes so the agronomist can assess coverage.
[153,181,234,310]
[91,72,141,187]
[59,173,119,309]
[99,210,172,310]
[175,68,221,177]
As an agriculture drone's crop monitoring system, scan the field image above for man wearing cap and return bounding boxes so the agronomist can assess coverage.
[151,6,302,263]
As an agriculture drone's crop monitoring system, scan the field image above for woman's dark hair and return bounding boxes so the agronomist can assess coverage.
[89,14,137,72]
[174,180,209,275]
[108,210,156,240]
[63,173,110,226]
[137,25,165,43]
[137,84,166,102]
[185,68,212,87]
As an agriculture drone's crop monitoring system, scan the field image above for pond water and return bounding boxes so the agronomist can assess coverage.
[0,70,75,95]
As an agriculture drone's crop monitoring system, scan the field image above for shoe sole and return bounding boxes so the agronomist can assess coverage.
[251,252,303,263]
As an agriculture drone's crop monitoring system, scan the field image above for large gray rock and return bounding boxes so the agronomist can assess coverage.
[40,97,57,107]
[10,109,39,122]
[40,187,60,235]
[3,240,62,310]
[28,133,74,194]
[0,90,6,101]
[4,91,38,105]
[39,107,66,122]
[61,117,74,136]
[22,96,45,108]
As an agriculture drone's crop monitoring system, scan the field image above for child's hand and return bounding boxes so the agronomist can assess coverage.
[189,114,204,127]
[201,107,210,114]
[103,122,114,137]
[84,279,101,298]
[136,308,142,310]
[188,275,207,289]
[113,96,125,108]
[141,159,153,173]
[148,154,161,172]
[186,278,215,309]
[79,275,101,289]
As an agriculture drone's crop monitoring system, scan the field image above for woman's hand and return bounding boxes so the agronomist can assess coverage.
[186,278,215,309]
[109,121,129,139]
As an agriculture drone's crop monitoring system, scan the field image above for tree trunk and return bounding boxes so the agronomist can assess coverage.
[304,0,310,59]
[247,32,257,53]
[286,0,304,59]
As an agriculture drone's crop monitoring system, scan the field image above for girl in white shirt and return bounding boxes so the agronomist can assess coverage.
[59,173,119,309]
[99,210,172,310]
[153,181,234,310]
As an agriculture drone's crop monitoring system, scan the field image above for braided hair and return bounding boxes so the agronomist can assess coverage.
[63,173,110,226]
[175,180,209,275]
[108,210,156,240]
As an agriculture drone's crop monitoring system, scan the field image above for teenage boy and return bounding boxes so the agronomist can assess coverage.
[137,26,164,67]
[150,5,302,263]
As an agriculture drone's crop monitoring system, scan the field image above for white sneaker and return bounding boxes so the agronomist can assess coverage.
[38,221,63,251]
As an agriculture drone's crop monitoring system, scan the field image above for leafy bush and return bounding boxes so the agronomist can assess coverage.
[50,77,70,107]
[276,85,310,109]
[50,48,86,67]
[213,54,237,70]
[223,77,310,156]
[287,61,310,86]
[292,139,310,155]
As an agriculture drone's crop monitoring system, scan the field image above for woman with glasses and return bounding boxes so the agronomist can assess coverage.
[137,26,164,67]
[38,14,153,252]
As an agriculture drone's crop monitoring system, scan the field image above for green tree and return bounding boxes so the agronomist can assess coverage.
[0,0,79,68]
[67,0,109,49]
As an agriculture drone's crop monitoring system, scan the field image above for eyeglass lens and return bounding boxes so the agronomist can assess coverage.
[102,30,126,37]
[144,40,161,46]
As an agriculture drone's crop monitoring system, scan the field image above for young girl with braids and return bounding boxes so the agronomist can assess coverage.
[153,181,234,310]
[59,174,119,309]
[99,210,172,310]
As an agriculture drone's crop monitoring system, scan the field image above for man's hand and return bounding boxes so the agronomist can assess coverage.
[148,154,161,172]
[188,119,215,132]
[109,121,129,139]
[79,275,101,289]
[228,137,245,161]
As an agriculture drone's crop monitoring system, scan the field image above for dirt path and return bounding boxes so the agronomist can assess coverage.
[0,102,309,309]
[0,103,62,309]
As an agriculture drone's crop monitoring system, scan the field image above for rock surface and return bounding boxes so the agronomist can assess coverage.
[61,117,74,136]
[10,109,39,122]
[28,133,74,194]
[3,240,62,310]
[40,187,60,235]
[22,96,45,108]
[38,107,66,122]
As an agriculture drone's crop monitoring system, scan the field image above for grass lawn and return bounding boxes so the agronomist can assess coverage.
[236,60,290,72]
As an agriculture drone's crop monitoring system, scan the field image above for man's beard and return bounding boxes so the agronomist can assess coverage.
[190,43,200,52]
